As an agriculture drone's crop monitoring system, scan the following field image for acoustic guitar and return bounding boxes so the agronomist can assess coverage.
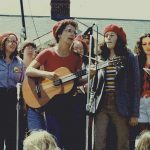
[22,57,124,108]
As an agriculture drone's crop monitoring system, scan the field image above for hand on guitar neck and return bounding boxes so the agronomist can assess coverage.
[78,65,96,85]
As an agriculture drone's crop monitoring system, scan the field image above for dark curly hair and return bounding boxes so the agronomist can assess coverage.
[54,19,78,43]
[134,33,150,93]
[134,33,150,68]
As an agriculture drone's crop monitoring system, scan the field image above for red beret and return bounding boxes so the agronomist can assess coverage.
[103,24,127,44]
[0,32,18,42]
[52,19,77,39]
[52,21,62,39]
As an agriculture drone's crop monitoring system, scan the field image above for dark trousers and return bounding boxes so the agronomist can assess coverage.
[28,93,86,150]
[129,126,139,150]
[94,93,129,150]
[0,88,23,150]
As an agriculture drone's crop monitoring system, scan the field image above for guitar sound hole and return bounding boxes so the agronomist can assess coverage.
[53,79,62,86]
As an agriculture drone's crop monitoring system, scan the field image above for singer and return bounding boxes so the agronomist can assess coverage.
[91,24,140,150]
[0,33,24,150]
[25,19,95,150]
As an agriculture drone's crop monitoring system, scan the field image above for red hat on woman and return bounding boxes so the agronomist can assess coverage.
[103,24,127,44]
[0,32,18,42]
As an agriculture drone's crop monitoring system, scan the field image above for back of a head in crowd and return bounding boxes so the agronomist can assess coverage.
[52,19,78,43]
[23,130,60,150]
[136,130,150,150]
[0,32,18,58]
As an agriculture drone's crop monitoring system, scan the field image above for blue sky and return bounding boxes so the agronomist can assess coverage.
[0,0,150,20]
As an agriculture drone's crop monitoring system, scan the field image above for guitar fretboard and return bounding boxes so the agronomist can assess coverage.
[53,57,124,86]
[74,69,87,78]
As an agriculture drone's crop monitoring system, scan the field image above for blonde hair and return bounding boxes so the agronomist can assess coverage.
[136,130,150,150]
[23,130,60,150]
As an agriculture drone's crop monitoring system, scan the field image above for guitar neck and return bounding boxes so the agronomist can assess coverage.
[59,61,109,84]
[54,57,123,86]
[59,69,87,84]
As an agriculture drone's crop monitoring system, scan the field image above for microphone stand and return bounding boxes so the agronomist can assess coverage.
[16,83,21,150]
[85,24,95,150]
[92,24,99,149]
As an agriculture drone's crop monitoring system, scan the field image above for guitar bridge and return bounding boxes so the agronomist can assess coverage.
[35,85,41,98]
[34,79,41,98]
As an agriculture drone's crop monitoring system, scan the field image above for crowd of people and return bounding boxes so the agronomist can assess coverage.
[0,19,150,150]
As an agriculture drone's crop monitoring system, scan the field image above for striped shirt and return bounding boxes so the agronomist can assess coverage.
[105,65,117,92]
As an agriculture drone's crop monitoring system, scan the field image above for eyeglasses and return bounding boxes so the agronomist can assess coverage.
[6,39,17,44]
[64,28,77,35]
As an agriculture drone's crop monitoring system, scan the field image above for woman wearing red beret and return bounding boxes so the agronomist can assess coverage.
[0,33,24,150]
[91,24,140,150]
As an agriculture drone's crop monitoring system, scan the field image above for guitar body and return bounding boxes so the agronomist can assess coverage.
[22,67,74,108]
[22,57,124,108]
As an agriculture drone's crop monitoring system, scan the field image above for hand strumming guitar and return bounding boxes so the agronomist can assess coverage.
[45,71,60,80]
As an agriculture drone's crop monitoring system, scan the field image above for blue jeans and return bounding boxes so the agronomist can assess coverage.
[27,108,46,131]
[27,107,63,147]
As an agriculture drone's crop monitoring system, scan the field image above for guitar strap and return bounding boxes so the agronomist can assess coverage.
[86,69,105,114]
[92,69,105,95]
[95,73,105,96]
[92,70,98,92]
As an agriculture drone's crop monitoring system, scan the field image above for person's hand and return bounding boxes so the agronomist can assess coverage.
[45,72,60,80]
[90,65,96,78]
[129,117,138,126]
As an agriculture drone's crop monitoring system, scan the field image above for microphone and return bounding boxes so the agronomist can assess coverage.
[16,83,22,101]
[83,23,95,35]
